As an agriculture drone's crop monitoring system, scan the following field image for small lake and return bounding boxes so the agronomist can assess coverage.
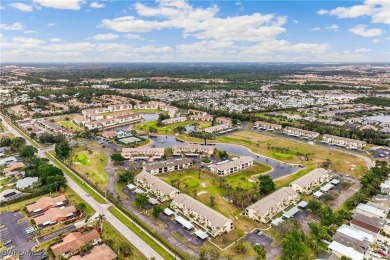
[106,113,159,131]
[147,135,302,179]
[363,115,390,123]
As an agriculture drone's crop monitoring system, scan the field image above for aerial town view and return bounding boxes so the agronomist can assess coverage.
[0,1,389,260]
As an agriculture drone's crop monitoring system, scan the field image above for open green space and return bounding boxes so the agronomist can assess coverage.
[215,130,367,177]
[70,147,108,190]
[108,207,175,260]
[133,120,211,135]
[46,151,106,204]
[58,120,83,131]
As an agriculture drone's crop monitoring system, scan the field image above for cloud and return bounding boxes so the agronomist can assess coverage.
[318,0,390,24]
[90,33,119,40]
[372,39,380,43]
[355,47,371,53]
[123,34,144,40]
[13,36,45,45]
[311,27,320,31]
[33,0,83,10]
[100,0,287,42]
[24,30,37,34]
[90,2,105,8]
[50,38,61,42]
[0,22,24,30]
[48,23,57,27]
[292,19,299,24]
[8,2,34,12]
[349,24,382,37]
[325,24,339,31]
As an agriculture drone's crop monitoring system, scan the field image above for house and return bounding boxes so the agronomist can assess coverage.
[134,103,159,110]
[50,229,101,257]
[289,168,331,194]
[283,127,319,140]
[189,115,213,122]
[172,144,214,156]
[0,156,18,166]
[216,117,232,125]
[209,156,254,175]
[107,103,132,112]
[102,130,117,139]
[161,117,187,125]
[134,171,179,202]
[350,212,385,235]
[26,195,67,215]
[334,224,374,244]
[245,187,300,223]
[143,158,193,175]
[332,232,369,254]
[204,123,231,133]
[68,245,117,260]
[254,121,282,131]
[16,177,38,189]
[0,189,22,201]
[171,194,234,237]
[372,194,390,207]
[188,109,208,116]
[328,241,364,260]
[355,203,386,218]
[3,162,26,174]
[322,134,367,149]
[121,147,165,160]
[32,205,77,227]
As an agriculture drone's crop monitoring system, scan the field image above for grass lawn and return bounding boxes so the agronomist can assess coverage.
[108,207,175,260]
[274,167,314,190]
[133,120,211,135]
[70,147,108,190]
[58,120,83,131]
[46,151,106,204]
[216,130,368,177]
[132,109,164,114]
[0,176,17,186]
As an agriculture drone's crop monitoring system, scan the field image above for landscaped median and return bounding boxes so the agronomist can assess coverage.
[108,207,176,260]
[45,151,106,204]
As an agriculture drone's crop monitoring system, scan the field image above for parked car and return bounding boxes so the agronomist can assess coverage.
[3,239,12,246]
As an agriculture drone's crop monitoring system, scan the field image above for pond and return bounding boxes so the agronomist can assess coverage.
[147,135,302,179]
[363,115,390,123]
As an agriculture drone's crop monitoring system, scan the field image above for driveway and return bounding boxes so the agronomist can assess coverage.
[246,231,281,259]
[330,180,362,210]
[37,224,77,243]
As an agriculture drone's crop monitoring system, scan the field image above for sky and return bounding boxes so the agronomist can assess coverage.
[0,0,389,62]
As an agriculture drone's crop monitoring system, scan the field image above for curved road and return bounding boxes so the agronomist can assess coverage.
[0,115,167,260]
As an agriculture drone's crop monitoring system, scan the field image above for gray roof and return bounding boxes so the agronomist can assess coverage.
[173,194,232,228]
[16,177,38,189]
[323,134,367,145]
[144,158,193,171]
[135,171,179,195]
[290,168,329,189]
[212,156,253,171]
[246,187,298,215]
[352,212,385,229]
[332,232,369,254]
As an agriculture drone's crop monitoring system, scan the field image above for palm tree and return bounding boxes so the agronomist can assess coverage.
[97,214,106,232]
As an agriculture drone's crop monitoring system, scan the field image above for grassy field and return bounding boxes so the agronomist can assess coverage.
[133,120,211,135]
[58,120,83,131]
[70,147,108,190]
[46,151,106,204]
[216,131,368,177]
[108,207,175,260]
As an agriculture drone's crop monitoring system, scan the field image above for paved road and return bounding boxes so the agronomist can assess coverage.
[330,181,362,210]
[0,114,167,260]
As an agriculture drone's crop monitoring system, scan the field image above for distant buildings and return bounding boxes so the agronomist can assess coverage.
[134,171,179,202]
[121,147,165,161]
[289,168,331,194]
[254,121,282,131]
[143,158,193,175]
[209,156,254,176]
[322,134,367,149]
[216,117,232,125]
[283,127,319,140]
[161,117,187,125]
[189,115,213,122]
[204,123,231,133]
[172,144,214,156]
[245,187,300,223]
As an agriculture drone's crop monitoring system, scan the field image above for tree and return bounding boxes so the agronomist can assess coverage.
[232,118,238,126]
[97,214,106,232]
[258,175,275,195]
[76,203,86,212]
[253,244,266,260]
[210,195,215,207]
[173,126,186,134]
[148,127,157,133]
[55,142,71,159]
[276,218,301,236]
[320,159,332,169]
[135,193,149,208]
[118,242,132,256]
[10,137,26,152]
[18,145,37,158]
[164,148,173,158]
[111,152,125,165]
[282,229,309,260]
[306,199,322,213]
[152,205,163,219]
[235,240,247,254]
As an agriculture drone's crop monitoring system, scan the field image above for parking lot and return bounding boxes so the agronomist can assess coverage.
[373,148,390,159]
[246,230,281,260]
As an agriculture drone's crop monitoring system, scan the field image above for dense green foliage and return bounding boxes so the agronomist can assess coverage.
[258,175,275,195]
[354,97,390,106]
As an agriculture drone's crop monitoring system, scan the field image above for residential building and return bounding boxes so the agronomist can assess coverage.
[3,162,25,174]
[372,194,390,208]
[161,117,187,125]
[209,156,254,175]
[32,206,77,227]
[245,187,300,223]
[143,158,193,175]
[328,241,364,260]
[0,156,18,166]
[355,203,386,218]
[171,194,234,237]
[107,103,132,112]
[335,224,374,243]
[216,117,232,125]
[68,245,117,260]
[134,103,159,109]
[16,177,38,189]
[204,123,231,133]
[172,144,214,156]
[332,232,369,254]
[189,115,213,122]
[26,195,67,215]
[188,109,208,116]
[350,212,385,235]
[254,121,282,131]
[283,127,319,140]
[134,171,179,202]
[0,189,22,201]
[322,134,367,149]
[289,168,331,194]
[121,147,165,160]
[50,229,101,257]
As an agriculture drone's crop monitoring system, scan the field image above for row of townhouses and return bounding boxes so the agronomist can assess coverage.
[143,158,193,175]
[209,156,254,176]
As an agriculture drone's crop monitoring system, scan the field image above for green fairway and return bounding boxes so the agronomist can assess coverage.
[58,120,83,131]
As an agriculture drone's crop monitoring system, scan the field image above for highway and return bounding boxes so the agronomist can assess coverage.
[0,114,168,260]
